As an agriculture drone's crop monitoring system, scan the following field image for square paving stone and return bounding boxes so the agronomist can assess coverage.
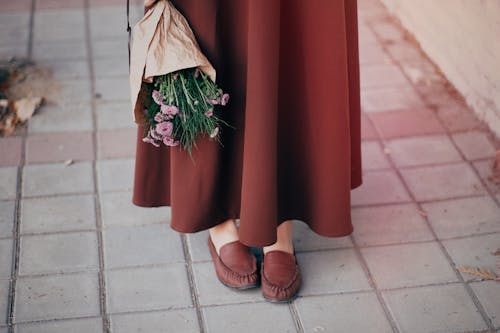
[421,195,500,239]
[295,291,393,333]
[89,6,141,40]
[352,203,434,246]
[92,40,128,59]
[472,159,500,194]
[96,102,136,130]
[95,76,130,102]
[351,169,411,205]
[361,242,458,289]
[106,264,192,313]
[442,233,500,282]
[400,162,486,201]
[361,86,425,113]
[0,280,9,325]
[58,80,92,104]
[192,262,262,306]
[33,9,85,42]
[32,40,87,60]
[19,231,99,275]
[361,63,409,89]
[38,59,89,80]
[104,223,184,269]
[15,272,100,322]
[22,162,94,197]
[16,317,103,333]
[436,103,487,132]
[469,280,500,328]
[451,131,497,160]
[382,283,488,333]
[293,219,353,252]
[0,13,30,45]
[0,167,18,200]
[202,302,296,333]
[97,128,136,159]
[96,158,134,192]
[0,238,13,279]
[361,140,391,170]
[27,102,93,134]
[100,191,170,227]
[384,135,462,167]
[296,249,371,296]
[93,57,128,77]
[25,132,94,164]
[0,136,22,167]
[0,201,15,237]
[186,230,212,262]
[20,194,96,234]
[110,309,199,333]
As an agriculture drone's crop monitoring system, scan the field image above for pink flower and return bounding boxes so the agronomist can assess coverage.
[161,104,179,116]
[205,109,213,117]
[142,136,160,147]
[194,68,199,78]
[209,127,219,138]
[206,96,220,105]
[163,136,180,147]
[150,129,162,140]
[221,93,230,106]
[154,112,165,122]
[156,121,173,137]
[173,72,179,80]
[152,90,163,105]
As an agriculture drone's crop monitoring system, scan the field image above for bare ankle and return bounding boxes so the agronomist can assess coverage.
[209,219,239,255]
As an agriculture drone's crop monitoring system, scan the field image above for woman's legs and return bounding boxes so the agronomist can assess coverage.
[208,219,240,255]
[263,220,294,254]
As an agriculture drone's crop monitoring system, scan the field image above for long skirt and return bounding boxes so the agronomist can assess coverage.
[132,0,363,247]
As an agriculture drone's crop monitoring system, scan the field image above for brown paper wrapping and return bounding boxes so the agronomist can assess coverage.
[130,0,217,124]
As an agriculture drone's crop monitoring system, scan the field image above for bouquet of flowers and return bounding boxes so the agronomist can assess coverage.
[129,0,231,157]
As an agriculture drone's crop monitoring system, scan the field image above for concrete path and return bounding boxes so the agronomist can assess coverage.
[0,0,499,332]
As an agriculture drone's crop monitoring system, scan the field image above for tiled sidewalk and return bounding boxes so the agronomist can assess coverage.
[1,0,500,332]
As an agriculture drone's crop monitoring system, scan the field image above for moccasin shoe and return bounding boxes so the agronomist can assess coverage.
[261,250,301,302]
[208,235,259,289]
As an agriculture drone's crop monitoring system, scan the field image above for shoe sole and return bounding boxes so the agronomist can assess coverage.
[218,277,260,290]
[263,291,299,303]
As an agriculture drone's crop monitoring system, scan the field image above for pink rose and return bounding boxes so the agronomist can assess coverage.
[156,121,173,137]
[205,109,213,117]
[163,136,180,147]
[161,104,179,116]
[152,90,163,105]
[154,112,165,122]
[221,93,230,106]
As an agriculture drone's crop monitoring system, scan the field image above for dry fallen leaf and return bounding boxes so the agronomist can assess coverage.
[13,96,43,122]
[457,266,498,281]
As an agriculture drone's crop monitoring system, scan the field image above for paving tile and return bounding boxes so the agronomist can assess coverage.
[452,130,497,160]
[0,0,31,12]
[16,317,103,333]
[469,280,500,329]
[27,102,92,134]
[89,6,142,40]
[96,102,136,130]
[186,229,211,262]
[0,136,22,167]
[15,272,100,322]
[421,196,500,239]
[97,128,136,159]
[92,39,128,59]
[19,231,99,275]
[106,264,192,313]
[384,135,462,167]
[436,102,487,132]
[104,223,184,269]
[100,191,170,227]
[96,158,134,192]
[0,239,13,279]
[20,194,96,234]
[94,76,130,102]
[351,169,411,205]
[192,262,262,306]
[442,233,500,282]
[386,40,424,62]
[382,284,488,333]
[295,291,393,333]
[110,309,199,333]
[370,109,446,139]
[0,167,18,200]
[57,80,93,103]
[202,302,296,333]
[400,162,487,201]
[32,40,87,60]
[22,161,94,197]
[93,57,129,77]
[352,203,434,246]
[0,13,30,46]
[361,113,379,140]
[361,86,425,113]
[0,280,8,325]
[359,42,391,64]
[472,159,500,194]
[36,0,84,10]
[292,219,353,252]
[361,63,409,89]
[33,9,85,42]
[40,59,89,80]
[296,249,371,296]
[25,132,94,164]
[361,242,458,289]
[0,201,15,238]
[370,21,405,42]
[361,140,391,170]
[0,43,28,59]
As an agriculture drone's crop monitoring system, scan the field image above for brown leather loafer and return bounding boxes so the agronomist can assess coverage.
[207,235,259,289]
[261,250,301,302]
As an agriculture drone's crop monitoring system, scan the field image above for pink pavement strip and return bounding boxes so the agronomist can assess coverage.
[0,136,23,167]
[97,128,136,159]
[25,131,94,164]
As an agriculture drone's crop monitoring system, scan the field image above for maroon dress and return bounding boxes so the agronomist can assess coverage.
[132,0,363,247]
